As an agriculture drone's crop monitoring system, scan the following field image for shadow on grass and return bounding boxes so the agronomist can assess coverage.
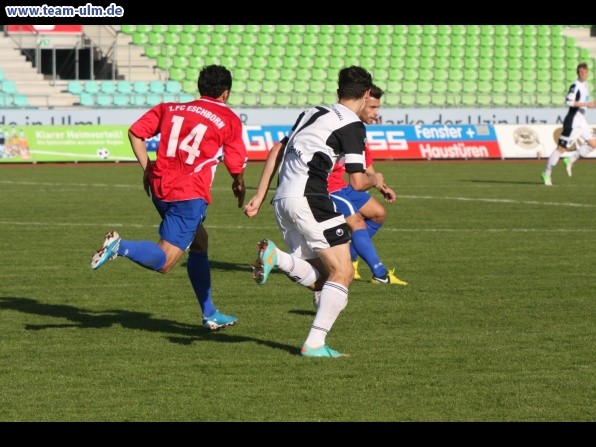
[288,309,316,317]
[178,259,253,274]
[178,260,288,284]
[0,296,297,355]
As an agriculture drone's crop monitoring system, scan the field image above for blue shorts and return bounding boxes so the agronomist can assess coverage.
[151,196,207,251]
[329,185,371,218]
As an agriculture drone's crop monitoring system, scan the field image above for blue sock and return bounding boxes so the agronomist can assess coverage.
[118,240,166,271]
[351,229,387,278]
[366,220,383,239]
[187,251,216,318]
[349,243,358,262]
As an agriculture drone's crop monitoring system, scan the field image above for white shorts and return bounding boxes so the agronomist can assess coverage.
[569,127,595,148]
[569,113,596,146]
[272,195,351,260]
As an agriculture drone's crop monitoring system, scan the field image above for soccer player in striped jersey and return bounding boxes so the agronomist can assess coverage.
[244,66,383,358]
[542,62,596,185]
[328,84,407,285]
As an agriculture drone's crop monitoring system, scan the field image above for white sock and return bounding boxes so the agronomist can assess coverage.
[304,281,348,348]
[545,150,561,176]
[567,151,580,163]
[275,249,319,287]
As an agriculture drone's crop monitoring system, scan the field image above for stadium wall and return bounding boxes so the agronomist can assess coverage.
[1,108,595,163]
[1,107,595,126]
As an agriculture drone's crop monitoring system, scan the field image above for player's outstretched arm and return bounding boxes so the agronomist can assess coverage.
[244,141,285,218]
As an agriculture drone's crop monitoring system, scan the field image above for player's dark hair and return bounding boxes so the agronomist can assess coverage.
[198,65,232,98]
[337,66,373,100]
[370,84,384,100]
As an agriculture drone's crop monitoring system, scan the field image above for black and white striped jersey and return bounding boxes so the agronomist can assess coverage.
[563,79,591,128]
[273,103,367,200]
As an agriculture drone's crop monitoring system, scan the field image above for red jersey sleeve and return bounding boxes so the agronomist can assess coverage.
[223,114,248,175]
[364,145,373,168]
[129,104,163,139]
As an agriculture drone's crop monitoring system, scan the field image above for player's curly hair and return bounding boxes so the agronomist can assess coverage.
[198,65,232,98]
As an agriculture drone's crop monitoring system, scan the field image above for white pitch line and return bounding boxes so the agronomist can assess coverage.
[0,180,140,189]
[399,194,596,208]
[1,181,595,208]
[0,221,595,233]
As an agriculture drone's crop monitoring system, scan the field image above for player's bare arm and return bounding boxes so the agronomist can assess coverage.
[231,172,245,208]
[244,141,285,217]
[128,129,152,197]
[365,164,396,203]
[349,170,383,192]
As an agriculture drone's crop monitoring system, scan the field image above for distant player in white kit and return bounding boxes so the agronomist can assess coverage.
[542,62,596,185]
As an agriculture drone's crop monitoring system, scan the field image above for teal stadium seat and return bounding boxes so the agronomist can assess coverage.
[149,81,165,94]
[179,93,194,102]
[79,92,95,106]
[165,81,181,94]
[113,94,129,107]
[96,94,113,107]
[117,81,132,95]
[83,81,99,94]
[133,81,149,94]
[1,80,17,94]
[67,80,83,95]
[13,94,29,107]
[101,81,116,95]
[129,95,146,107]
[146,94,162,107]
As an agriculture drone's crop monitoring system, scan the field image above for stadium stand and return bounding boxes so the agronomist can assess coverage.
[1,25,595,108]
[114,24,596,108]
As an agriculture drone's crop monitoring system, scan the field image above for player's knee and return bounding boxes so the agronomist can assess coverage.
[344,264,355,284]
[372,212,386,224]
[327,268,353,286]
[158,263,173,274]
[158,254,179,273]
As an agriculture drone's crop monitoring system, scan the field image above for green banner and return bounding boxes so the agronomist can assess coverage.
[0,125,152,163]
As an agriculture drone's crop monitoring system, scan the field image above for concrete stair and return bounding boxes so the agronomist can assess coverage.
[563,27,596,58]
[82,24,167,82]
[0,35,78,108]
[0,25,168,108]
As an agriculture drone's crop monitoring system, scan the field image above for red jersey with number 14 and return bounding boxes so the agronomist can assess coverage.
[129,97,247,203]
[327,145,373,193]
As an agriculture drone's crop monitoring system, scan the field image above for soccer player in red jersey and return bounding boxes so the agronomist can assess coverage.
[327,84,407,285]
[91,65,247,330]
